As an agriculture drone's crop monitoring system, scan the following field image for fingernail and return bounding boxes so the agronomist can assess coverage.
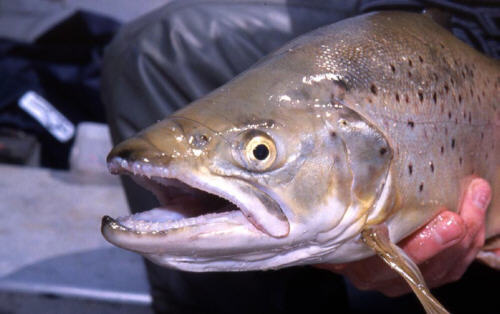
[471,181,491,210]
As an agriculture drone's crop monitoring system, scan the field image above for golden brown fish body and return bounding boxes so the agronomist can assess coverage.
[101,11,499,313]
[281,11,500,240]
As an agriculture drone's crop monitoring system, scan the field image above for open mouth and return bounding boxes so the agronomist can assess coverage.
[104,156,290,238]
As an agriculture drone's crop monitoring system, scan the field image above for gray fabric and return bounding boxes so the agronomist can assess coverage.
[0,0,169,42]
[0,0,75,42]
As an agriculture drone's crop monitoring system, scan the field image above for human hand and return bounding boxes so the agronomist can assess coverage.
[316,177,492,297]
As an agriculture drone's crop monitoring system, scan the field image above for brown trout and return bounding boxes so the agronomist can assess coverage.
[101,12,500,313]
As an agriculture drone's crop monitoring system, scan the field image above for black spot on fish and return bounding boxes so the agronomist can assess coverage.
[448,112,452,119]
[408,59,413,67]
[430,162,434,173]
[444,84,449,94]
[370,84,377,95]
[419,56,424,63]
[440,146,444,154]
[390,64,396,73]
[408,164,413,175]
[408,120,415,128]
[395,93,400,102]
[432,92,437,104]
[459,94,462,103]
[330,131,337,138]
[379,147,387,155]
[459,156,463,165]
[418,92,423,102]
[419,183,424,192]
[451,138,456,149]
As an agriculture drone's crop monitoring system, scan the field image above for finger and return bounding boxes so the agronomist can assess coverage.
[441,221,486,283]
[436,179,490,283]
[400,210,465,264]
[314,263,347,272]
[355,274,411,297]
[377,279,412,297]
[459,178,490,236]
[420,178,490,288]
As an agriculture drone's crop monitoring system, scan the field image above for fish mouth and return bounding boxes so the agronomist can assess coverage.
[102,156,290,250]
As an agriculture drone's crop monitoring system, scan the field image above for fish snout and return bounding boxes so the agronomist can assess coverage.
[106,118,214,176]
[106,135,172,175]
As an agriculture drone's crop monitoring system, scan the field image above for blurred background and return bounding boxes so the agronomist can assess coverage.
[0,1,170,313]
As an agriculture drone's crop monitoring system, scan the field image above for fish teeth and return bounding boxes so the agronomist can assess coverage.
[107,156,171,178]
[118,210,241,233]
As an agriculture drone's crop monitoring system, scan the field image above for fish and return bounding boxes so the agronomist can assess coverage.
[101,11,500,313]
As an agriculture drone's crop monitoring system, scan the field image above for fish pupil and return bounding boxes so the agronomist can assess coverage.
[253,144,269,160]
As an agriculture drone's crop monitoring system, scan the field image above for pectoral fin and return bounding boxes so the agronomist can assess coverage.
[361,225,449,314]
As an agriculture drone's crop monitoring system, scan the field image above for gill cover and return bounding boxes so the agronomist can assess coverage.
[318,102,393,244]
[334,104,392,210]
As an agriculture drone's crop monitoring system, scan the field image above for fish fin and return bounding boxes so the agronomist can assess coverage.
[477,236,500,269]
[361,225,449,314]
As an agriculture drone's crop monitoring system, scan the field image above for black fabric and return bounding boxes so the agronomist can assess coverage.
[0,11,120,168]
[101,1,499,313]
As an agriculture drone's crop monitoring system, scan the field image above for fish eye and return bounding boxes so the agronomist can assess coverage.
[235,131,277,172]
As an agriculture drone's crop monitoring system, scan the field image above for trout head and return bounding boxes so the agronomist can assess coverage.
[101,18,399,270]
[102,67,394,271]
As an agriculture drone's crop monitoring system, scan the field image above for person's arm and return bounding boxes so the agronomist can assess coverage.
[317,177,492,296]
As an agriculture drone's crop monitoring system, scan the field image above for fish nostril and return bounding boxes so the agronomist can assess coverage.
[189,133,210,149]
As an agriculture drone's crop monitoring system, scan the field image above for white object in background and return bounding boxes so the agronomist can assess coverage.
[69,122,116,183]
[18,90,75,142]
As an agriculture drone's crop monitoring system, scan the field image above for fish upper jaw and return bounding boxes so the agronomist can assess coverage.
[103,154,293,255]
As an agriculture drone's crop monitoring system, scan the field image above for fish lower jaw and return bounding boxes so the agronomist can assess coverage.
[106,156,290,238]
[115,207,244,234]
